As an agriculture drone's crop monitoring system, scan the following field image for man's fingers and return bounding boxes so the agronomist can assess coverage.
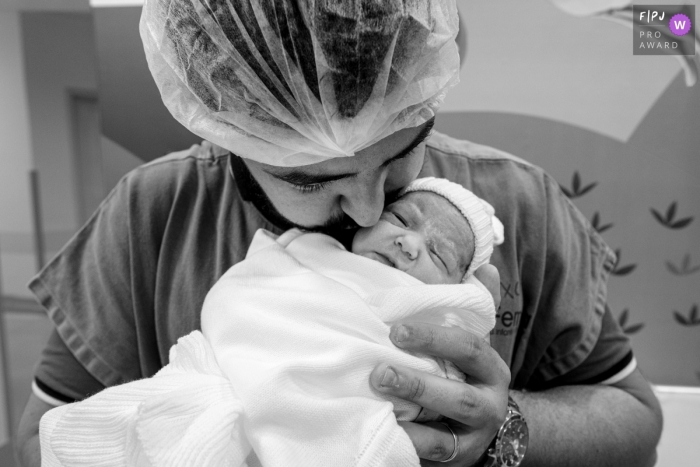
[370,363,501,427]
[414,407,445,423]
[473,264,501,310]
[398,421,460,464]
[389,323,510,387]
[399,421,495,467]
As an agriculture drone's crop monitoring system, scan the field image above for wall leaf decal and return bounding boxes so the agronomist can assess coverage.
[673,304,700,326]
[666,262,678,274]
[560,171,598,199]
[650,201,694,229]
[671,218,694,229]
[665,254,700,276]
[617,308,645,334]
[611,249,637,276]
[623,323,645,334]
[591,211,613,233]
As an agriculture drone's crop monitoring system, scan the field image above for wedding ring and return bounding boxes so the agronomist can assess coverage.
[436,422,459,463]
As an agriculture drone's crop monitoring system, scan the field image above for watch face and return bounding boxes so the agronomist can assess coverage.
[495,416,528,466]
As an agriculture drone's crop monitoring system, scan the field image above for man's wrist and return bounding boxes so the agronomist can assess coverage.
[471,442,495,467]
[477,394,529,467]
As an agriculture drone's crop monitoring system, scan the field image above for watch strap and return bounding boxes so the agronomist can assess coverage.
[480,395,527,467]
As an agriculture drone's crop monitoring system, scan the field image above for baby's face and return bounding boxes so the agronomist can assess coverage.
[351,191,474,284]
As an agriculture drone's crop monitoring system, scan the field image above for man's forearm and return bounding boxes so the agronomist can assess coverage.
[511,369,662,467]
[16,433,41,467]
[16,393,55,467]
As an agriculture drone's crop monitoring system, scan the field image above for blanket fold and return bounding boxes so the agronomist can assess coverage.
[40,332,248,467]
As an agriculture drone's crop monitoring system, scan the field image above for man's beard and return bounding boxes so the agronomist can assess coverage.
[230,154,400,247]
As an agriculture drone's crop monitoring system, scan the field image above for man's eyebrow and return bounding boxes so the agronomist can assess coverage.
[379,117,435,168]
[264,118,435,186]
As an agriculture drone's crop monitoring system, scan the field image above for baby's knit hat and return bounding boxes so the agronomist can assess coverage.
[400,177,505,280]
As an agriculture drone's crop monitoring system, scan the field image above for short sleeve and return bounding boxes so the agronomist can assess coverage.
[28,170,163,387]
[542,305,635,387]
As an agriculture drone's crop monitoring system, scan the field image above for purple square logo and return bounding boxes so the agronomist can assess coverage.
[633,5,695,55]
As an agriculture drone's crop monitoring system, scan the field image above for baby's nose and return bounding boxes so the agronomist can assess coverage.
[395,235,418,260]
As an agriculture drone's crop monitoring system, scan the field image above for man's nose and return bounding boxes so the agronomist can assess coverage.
[339,173,386,227]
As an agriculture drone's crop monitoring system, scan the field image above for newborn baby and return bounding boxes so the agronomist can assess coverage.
[40,178,503,467]
[353,177,502,284]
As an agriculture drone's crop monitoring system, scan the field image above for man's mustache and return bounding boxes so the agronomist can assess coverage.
[310,187,403,236]
[309,212,359,235]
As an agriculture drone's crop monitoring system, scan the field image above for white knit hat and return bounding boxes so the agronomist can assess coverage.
[399,177,505,280]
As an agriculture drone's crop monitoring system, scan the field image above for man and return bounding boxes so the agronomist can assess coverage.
[17,1,661,466]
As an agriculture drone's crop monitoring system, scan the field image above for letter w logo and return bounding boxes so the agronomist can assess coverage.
[674,20,686,29]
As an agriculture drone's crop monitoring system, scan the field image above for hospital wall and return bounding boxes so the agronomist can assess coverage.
[0,7,34,450]
[0,11,141,298]
[0,10,37,306]
[21,11,97,261]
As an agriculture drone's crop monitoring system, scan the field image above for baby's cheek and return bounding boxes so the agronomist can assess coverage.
[351,226,377,253]
[352,219,400,254]
[409,262,437,285]
[423,261,458,285]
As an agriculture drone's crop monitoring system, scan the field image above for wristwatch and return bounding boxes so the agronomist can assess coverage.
[482,396,528,466]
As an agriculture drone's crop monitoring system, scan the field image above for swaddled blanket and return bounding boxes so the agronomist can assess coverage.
[40,229,496,467]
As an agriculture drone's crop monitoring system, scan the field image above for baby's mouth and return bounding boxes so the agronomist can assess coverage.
[371,251,396,268]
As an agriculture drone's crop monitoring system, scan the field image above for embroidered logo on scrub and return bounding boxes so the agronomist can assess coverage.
[492,281,523,337]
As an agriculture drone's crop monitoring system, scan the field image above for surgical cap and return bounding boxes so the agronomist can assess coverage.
[140,0,460,167]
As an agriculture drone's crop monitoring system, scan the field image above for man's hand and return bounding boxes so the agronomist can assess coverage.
[370,264,509,465]
[369,263,663,467]
[370,323,510,465]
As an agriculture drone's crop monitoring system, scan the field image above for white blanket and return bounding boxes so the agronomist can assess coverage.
[40,229,495,467]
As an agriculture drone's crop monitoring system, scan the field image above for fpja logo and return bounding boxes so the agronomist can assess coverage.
[633,5,695,56]
[638,9,667,23]
[639,9,692,36]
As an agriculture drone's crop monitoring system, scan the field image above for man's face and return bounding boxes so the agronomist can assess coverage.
[242,120,434,233]
[351,192,474,284]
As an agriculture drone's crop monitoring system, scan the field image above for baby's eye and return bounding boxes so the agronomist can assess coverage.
[390,211,407,227]
[430,248,448,272]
